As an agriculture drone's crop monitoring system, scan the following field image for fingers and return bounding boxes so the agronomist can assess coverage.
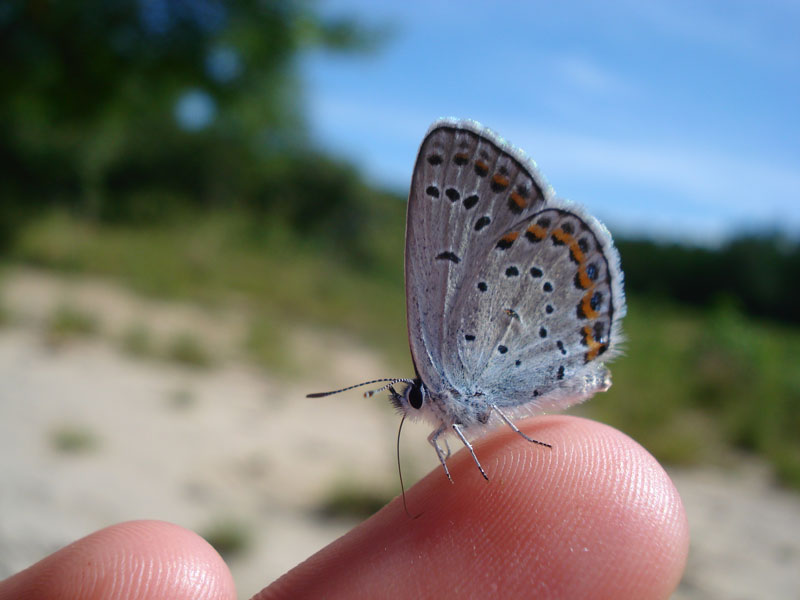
[0,520,236,600]
[257,415,688,600]
[0,417,688,600]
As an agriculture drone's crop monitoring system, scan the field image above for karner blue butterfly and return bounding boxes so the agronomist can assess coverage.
[309,118,626,482]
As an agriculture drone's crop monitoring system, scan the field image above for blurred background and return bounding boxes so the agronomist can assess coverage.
[1,1,798,598]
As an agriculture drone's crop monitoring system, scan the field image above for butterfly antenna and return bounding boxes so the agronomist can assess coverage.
[306,378,413,398]
[397,413,421,519]
[363,379,413,397]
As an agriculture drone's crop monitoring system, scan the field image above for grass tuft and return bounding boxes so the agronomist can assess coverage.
[318,482,393,519]
[120,323,154,358]
[164,333,213,368]
[50,424,99,453]
[201,519,251,559]
[45,304,99,346]
[166,387,196,409]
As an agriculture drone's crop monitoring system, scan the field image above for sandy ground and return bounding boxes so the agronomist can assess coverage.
[1,268,798,599]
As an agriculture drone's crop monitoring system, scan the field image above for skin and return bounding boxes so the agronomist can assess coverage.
[0,416,688,600]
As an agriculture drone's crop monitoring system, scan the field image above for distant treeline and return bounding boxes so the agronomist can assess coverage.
[616,236,799,324]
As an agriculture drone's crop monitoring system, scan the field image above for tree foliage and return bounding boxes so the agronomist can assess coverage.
[0,0,374,233]
[617,234,800,324]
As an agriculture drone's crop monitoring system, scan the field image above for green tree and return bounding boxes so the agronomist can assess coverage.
[0,0,374,237]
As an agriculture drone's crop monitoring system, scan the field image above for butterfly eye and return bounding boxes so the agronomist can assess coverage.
[408,384,423,409]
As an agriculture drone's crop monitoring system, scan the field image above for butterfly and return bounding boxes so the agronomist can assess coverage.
[309,118,625,482]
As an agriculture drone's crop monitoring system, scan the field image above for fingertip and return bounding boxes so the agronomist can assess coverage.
[400,415,688,598]
[0,520,236,600]
[489,416,690,599]
[260,416,688,600]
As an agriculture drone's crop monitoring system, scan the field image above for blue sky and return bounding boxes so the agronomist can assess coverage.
[300,0,800,244]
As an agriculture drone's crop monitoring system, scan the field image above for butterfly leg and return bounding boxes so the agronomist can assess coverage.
[452,424,489,481]
[442,437,452,460]
[491,404,552,448]
[428,425,454,483]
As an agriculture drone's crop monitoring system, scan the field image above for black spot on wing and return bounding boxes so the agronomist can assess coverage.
[594,321,606,343]
[463,194,479,209]
[436,251,460,263]
[587,263,600,281]
[474,216,491,231]
[591,291,603,311]
[496,236,515,250]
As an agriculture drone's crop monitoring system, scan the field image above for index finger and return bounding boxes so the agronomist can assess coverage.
[257,415,689,599]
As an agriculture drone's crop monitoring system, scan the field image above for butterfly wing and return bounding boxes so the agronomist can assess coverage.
[406,119,625,413]
[454,205,626,414]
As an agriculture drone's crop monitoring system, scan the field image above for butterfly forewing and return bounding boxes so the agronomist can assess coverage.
[407,119,553,395]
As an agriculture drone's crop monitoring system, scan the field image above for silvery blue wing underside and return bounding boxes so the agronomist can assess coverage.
[404,118,626,418]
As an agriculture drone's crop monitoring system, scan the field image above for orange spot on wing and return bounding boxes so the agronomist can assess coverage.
[581,292,600,320]
[492,173,510,188]
[581,325,607,362]
[526,223,547,240]
[552,228,571,244]
[568,241,585,264]
[509,191,527,210]
[553,228,584,260]
[576,267,592,289]
[554,226,593,286]
[500,231,519,243]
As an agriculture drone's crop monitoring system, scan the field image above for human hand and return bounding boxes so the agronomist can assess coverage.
[0,416,688,599]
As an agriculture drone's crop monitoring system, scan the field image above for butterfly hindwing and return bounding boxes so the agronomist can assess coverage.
[454,207,625,412]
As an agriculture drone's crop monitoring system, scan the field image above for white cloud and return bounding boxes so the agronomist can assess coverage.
[551,55,634,97]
